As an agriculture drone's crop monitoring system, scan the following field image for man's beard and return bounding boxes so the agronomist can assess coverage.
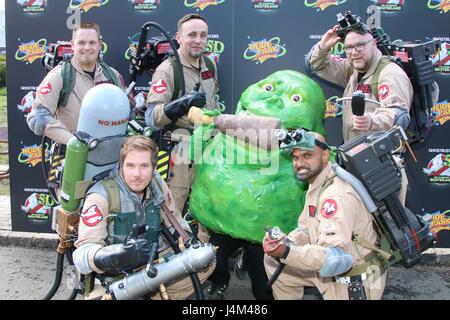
[295,164,322,182]
[190,50,203,59]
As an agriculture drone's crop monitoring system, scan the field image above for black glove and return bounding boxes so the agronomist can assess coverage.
[163,86,206,122]
[93,238,151,273]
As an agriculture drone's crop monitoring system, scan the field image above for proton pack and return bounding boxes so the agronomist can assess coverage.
[276,127,435,269]
[336,127,435,268]
[46,84,213,300]
[335,8,440,144]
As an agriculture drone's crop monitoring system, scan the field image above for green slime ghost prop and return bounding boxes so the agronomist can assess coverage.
[189,70,326,243]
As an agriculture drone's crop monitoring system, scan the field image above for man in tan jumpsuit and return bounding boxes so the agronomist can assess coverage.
[305,24,413,204]
[263,131,387,300]
[27,21,125,145]
[144,14,219,217]
[73,136,214,300]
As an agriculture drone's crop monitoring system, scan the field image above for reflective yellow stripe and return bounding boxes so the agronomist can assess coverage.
[157,151,169,181]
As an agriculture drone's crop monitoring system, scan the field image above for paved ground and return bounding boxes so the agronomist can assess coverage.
[0,194,449,300]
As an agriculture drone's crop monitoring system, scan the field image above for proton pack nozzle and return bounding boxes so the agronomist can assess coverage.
[335,11,370,40]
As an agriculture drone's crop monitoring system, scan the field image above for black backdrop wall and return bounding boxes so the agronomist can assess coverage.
[5,0,450,247]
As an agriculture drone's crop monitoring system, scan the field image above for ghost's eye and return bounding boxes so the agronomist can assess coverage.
[291,94,302,103]
[264,84,273,92]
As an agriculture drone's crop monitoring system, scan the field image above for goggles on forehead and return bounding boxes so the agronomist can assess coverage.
[336,11,370,41]
[276,128,329,154]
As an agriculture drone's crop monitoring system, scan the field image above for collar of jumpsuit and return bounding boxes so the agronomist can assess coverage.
[178,48,209,75]
[305,162,333,193]
[353,48,382,83]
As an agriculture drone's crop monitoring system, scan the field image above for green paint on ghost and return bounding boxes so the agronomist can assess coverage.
[189,70,326,243]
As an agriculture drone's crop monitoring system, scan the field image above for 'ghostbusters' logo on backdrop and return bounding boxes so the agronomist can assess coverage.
[304,0,347,11]
[431,40,450,73]
[18,143,50,168]
[423,152,450,183]
[184,0,226,11]
[252,0,282,10]
[15,39,47,64]
[16,0,47,13]
[69,0,110,13]
[17,91,36,116]
[129,0,160,11]
[243,36,287,64]
[325,96,343,118]
[431,100,450,126]
[21,191,54,221]
[370,0,404,12]
[427,0,450,13]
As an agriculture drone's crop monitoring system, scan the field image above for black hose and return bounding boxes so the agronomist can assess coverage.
[67,288,78,300]
[161,225,205,300]
[43,250,65,300]
[266,261,285,290]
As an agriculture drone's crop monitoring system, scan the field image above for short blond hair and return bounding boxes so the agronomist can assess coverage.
[72,21,101,40]
[120,136,158,168]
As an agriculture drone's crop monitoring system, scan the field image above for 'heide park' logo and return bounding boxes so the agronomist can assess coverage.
[252,0,281,10]
[69,0,110,13]
[125,33,140,61]
[184,0,226,11]
[17,0,47,13]
[422,209,450,236]
[431,40,450,73]
[129,0,160,11]
[304,0,347,11]
[15,39,47,64]
[18,143,50,167]
[423,150,450,183]
[428,0,450,13]
[325,96,343,118]
[17,90,36,116]
[431,100,450,126]
[21,191,55,220]
[370,0,404,12]
[244,36,286,64]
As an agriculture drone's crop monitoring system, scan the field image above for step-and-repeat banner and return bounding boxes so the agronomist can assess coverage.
[5,0,450,247]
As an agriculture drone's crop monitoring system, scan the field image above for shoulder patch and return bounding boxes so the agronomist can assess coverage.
[201,70,214,80]
[81,205,103,227]
[377,84,390,100]
[39,82,52,95]
[151,79,167,94]
[320,199,338,219]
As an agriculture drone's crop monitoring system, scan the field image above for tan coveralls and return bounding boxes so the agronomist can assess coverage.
[145,52,219,219]
[31,58,125,145]
[307,44,413,204]
[74,173,214,300]
[264,163,387,300]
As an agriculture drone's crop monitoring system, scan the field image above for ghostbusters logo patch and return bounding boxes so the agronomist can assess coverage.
[320,199,338,219]
[151,79,167,94]
[81,205,103,227]
[39,82,52,95]
[377,84,390,100]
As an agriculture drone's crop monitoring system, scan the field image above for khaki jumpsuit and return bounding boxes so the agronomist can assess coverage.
[264,163,387,300]
[145,52,219,219]
[74,170,214,300]
[306,44,413,204]
[31,58,125,145]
